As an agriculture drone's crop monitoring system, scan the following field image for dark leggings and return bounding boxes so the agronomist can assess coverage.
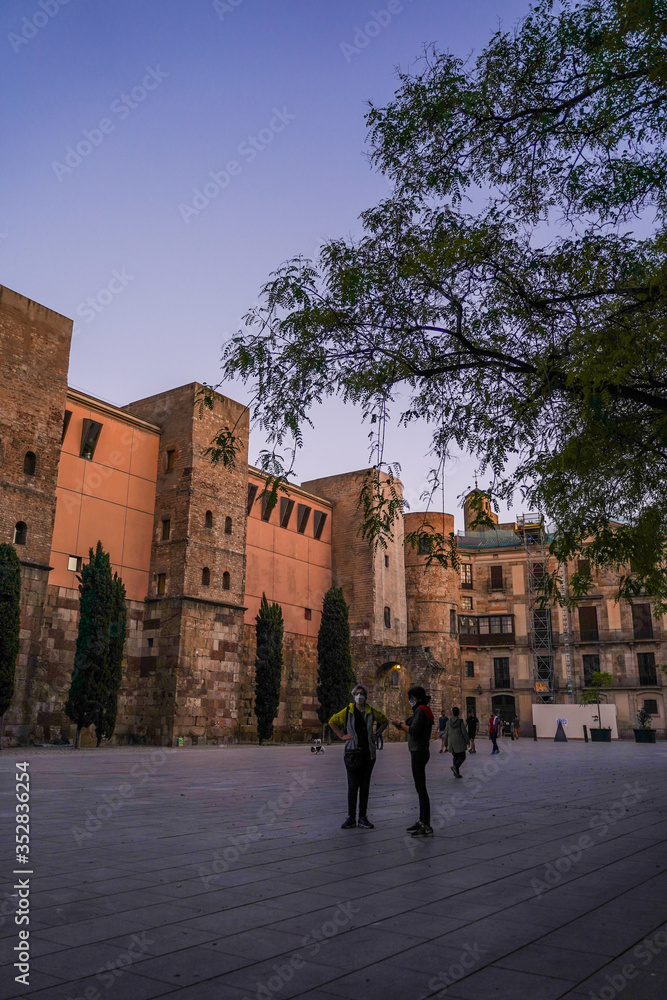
[347,756,375,818]
[452,750,466,771]
[410,750,430,824]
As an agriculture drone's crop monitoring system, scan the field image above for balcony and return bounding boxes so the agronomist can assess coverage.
[490,676,513,691]
[460,631,515,647]
[487,581,508,594]
[569,628,663,645]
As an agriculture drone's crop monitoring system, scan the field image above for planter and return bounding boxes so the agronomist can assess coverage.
[590,728,612,742]
[633,729,657,744]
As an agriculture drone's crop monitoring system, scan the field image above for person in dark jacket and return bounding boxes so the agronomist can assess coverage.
[391,685,434,837]
[329,685,388,830]
[443,707,470,777]
[466,711,479,753]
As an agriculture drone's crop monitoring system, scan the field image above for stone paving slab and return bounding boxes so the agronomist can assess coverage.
[1,740,666,998]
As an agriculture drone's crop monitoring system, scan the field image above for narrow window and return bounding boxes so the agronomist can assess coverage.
[147,637,154,649]
[462,596,473,611]
[384,554,390,568]
[304,608,312,621]
[384,606,391,628]
[157,573,166,595]
[222,571,230,590]
[165,448,176,471]
[205,510,213,529]
[582,654,600,686]
[297,504,311,534]
[62,410,72,442]
[161,519,171,541]
[418,535,432,555]
[247,483,259,515]
[450,609,457,634]
[280,498,294,528]
[493,657,510,689]
[461,563,473,588]
[632,604,653,640]
[13,521,27,545]
[638,652,657,685]
[578,605,599,642]
[80,419,103,461]
[23,451,36,476]
[67,555,82,572]
[532,562,545,581]
[465,696,477,717]
[224,516,232,535]
[577,559,591,576]
[261,494,274,521]
[490,565,503,590]
[313,510,327,540]
[465,661,474,678]
[202,567,211,587]
[391,670,400,687]
[644,699,658,715]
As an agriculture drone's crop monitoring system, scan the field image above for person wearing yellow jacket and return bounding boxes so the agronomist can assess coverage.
[329,685,388,830]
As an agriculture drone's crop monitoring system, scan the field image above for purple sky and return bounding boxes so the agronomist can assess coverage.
[1,0,531,528]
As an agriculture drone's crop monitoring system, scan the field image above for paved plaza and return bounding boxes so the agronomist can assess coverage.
[1,738,667,1000]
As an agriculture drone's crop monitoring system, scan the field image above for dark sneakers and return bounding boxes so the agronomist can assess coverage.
[411,822,434,837]
[406,822,421,832]
[341,817,356,829]
[358,817,374,829]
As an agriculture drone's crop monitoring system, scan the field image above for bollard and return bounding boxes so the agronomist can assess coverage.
[583,725,588,743]
[532,724,537,741]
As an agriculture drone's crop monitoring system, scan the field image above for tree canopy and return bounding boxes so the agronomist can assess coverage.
[219,0,667,609]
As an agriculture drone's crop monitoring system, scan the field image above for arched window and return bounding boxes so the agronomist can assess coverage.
[224,516,232,535]
[202,567,210,587]
[14,521,27,546]
[23,452,36,476]
[205,511,213,529]
[222,571,230,590]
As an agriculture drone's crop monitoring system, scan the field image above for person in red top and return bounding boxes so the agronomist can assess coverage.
[391,685,435,837]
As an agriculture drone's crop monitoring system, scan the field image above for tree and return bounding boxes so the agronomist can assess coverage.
[0,544,21,725]
[580,670,614,729]
[94,574,127,747]
[65,542,113,748]
[254,593,284,743]
[317,587,356,735]
[218,0,667,611]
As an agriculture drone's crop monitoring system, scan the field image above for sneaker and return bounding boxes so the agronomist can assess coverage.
[450,765,460,778]
[406,822,421,832]
[358,817,374,829]
[411,822,434,838]
[341,817,356,829]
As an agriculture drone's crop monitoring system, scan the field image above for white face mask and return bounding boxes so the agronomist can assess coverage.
[409,699,417,708]
[354,693,366,706]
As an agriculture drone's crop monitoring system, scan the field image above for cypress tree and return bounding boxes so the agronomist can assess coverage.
[65,542,113,748]
[254,593,284,743]
[0,543,22,722]
[317,586,355,730]
[94,573,127,746]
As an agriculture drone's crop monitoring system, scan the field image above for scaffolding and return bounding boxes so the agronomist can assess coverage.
[517,514,556,704]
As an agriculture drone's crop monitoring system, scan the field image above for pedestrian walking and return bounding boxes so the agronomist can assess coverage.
[489,711,501,754]
[391,685,434,837]
[328,684,388,830]
[466,710,479,753]
[443,707,470,778]
[438,711,449,753]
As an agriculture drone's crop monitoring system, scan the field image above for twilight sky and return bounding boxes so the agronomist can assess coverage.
[1,0,531,528]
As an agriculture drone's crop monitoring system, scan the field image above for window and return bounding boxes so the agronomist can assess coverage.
[583,654,600,686]
[23,452,36,476]
[465,661,475,678]
[79,419,103,461]
[531,562,545,582]
[384,554,390,568]
[280,498,294,528]
[247,483,259,515]
[313,510,328,540]
[157,573,166,595]
[461,563,473,589]
[62,410,72,442]
[632,604,653,640]
[450,609,457,634]
[490,565,503,590]
[392,670,400,687]
[458,615,478,635]
[161,519,171,541]
[384,606,391,628]
[147,637,154,649]
[224,516,232,535]
[458,614,514,639]
[466,696,477,718]
[202,567,211,587]
[536,655,553,682]
[13,522,27,546]
[638,652,657,686]
[205,510,213,529]
[578,559,591,577]
[304,608,312,621]
[494,657,510,689]
[418,535,432,555]
[222,571,230,591]
[578,605,599,642]
[297,504,311,534]
[261,494,274,521]
[165,448,176,471]
[644,699,659,716]
[462,596,473,611]
[533,609,552,642]
[67,555,82,572]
